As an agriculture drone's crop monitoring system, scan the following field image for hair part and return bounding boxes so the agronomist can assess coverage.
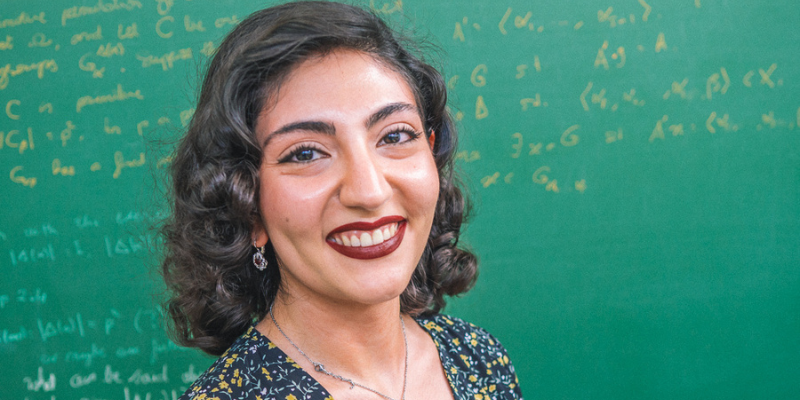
[161,1,477,356]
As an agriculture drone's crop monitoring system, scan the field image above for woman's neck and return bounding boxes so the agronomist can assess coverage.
[257,291,408,384]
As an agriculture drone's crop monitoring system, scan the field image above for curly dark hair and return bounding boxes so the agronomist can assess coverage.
[161,1,478,356]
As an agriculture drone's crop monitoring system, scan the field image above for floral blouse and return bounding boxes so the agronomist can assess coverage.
[181,314,523,400]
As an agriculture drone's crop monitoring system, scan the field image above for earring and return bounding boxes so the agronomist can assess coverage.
[252,238,267,271]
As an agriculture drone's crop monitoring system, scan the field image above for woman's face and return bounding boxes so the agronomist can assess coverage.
[254,50,440,308]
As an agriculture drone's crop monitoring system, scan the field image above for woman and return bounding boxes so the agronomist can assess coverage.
[161,2,522,399]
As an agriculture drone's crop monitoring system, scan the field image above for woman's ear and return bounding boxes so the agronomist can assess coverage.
[428,131,436,149]
[252,219,269,247]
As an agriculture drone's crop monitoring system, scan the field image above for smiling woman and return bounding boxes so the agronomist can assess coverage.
[160,2,523,400]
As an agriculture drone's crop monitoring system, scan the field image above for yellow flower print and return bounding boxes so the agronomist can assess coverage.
[424,321,444,332]
[460,354,471,367]
[325,397,334,400]
[488,338,495,345]
[219,381,229,390]
[469,375,478,382]
[224,354,238,367]
[471,339,478,346]
[261,367,273,381]
[450,366,458,374]
[489,384,496,392]
[443,316,455,325]
[234,369,240,378]
[286,395,298,400]
[285,356,301,368]
[510,383,516,389]
[486,368,493,375]
[268,341,277,349]
[196,394,207,400]
[453,338,460,346]
[474,394,484,400]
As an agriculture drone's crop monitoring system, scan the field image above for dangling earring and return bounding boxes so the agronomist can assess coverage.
[252,238,267,271]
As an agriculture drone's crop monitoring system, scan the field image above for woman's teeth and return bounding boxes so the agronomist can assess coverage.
[332,223,399,247]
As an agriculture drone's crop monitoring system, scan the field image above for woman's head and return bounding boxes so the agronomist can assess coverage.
[162,1,477,355]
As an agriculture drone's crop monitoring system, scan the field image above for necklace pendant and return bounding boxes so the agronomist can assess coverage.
[314,363,324,373]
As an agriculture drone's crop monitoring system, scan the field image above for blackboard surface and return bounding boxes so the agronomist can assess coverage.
[2,1,798,399]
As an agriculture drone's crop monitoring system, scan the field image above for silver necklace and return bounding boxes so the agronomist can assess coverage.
[269,306,408,400]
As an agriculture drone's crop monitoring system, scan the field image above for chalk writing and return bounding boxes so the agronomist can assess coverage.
[370,0,403,14]
[156,0,174,15]
[156,15,175,38]
[105,117,121,134]
[28,33,53,47]
[71,26,103,45]
[595,41,626,69]
[200,41,216,56]
[655,32,668,52]
[61,120,76,146]
[70,371,98,388]
[0,35,13,50]
[66,343,107,367]
[605,128,624,143]
[136,48,193,70]
[104,234,156,256]
[23,367,57,392]
[112,151,146,178]
[118,22,139,39]
[471,64,487,87]
[1,326,28,344]
[98,42,125,57]
[184,16,206,32]
[180,109,195,126]
[455,150,480,163]
[575,179,587,193]
[0,59,59,90]
[38,313,85,341]
[76,84,144,112]
[62,0,143,26]
[79,53,106,78]
[663,78,689,100]
[9,165,37,188]
[0,11,47,29]
[1,128,35,154]
[6,99,21,119]
[215,15,240,28]
[706,68,730,100]
[475,95,488,120]
[52,158,76,176]
[129,365,169,385]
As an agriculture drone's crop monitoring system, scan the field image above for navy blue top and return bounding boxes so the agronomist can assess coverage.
[181,313,523,400]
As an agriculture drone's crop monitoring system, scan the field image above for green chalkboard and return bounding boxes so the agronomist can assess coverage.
[2,0,798,399]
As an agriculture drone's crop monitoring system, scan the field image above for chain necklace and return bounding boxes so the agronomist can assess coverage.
[269,306,408,400]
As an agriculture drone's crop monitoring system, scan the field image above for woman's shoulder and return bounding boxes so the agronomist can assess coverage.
[416,313,507,352]
[415,313,523,399]
[180,325,332,400]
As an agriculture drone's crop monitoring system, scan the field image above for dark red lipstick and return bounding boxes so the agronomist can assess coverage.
[327,216,406,260]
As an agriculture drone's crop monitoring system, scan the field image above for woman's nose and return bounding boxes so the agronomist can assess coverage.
[338,150,392,211]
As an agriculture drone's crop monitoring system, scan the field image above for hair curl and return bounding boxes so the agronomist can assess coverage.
[161,1,477,356]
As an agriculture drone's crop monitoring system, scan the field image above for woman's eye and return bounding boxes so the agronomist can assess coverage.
[384,131,402,144]
[380,128,420,146]
[279,146,325,163]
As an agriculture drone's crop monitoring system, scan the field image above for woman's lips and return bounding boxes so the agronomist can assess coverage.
[326,217,406,260]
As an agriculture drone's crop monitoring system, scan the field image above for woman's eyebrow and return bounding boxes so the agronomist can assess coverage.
[262,120,335,148]
[366,102,417,129]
